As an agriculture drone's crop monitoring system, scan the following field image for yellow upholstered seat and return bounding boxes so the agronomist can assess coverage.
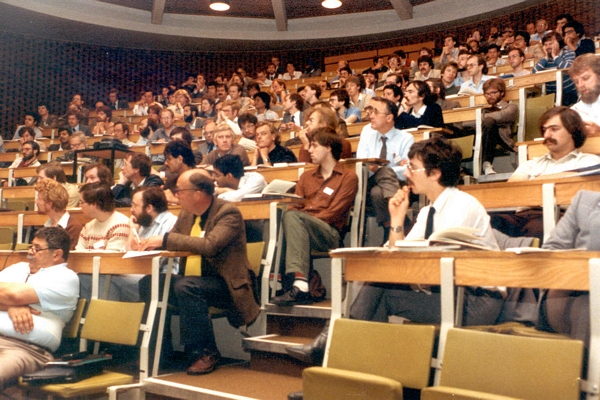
[303,319,436,400]
[422,328,584,400]
[21,299,145,399]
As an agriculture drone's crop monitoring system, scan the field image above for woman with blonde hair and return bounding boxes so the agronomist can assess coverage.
[168,89,192,120]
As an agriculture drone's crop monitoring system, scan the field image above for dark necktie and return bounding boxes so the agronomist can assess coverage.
[379,136,388,160]
[291,115,295,123]
[424,207,436,239]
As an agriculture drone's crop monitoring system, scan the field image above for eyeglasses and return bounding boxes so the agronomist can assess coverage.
[172,187,198,195]
[28,246,55,254]
[406,164,426,173]
[466,63,479,68]
[563,29,576,35]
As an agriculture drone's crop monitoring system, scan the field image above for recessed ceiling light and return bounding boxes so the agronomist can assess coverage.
[322,0,342,9]
[210,0,230,11]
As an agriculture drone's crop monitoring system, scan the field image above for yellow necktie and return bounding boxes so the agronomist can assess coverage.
[185,216,202,276]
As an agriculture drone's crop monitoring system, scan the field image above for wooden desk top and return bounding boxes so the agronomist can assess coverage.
[332,248,598,291]
[0,251,188,274]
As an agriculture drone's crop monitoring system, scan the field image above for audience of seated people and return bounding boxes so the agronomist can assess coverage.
[2,16,599,388]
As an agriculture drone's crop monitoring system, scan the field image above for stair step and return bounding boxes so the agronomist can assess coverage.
[144,362,303,399]
[243,334,313,354]
[266,299,332,318]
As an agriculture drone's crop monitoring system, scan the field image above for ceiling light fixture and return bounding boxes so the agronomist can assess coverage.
[210,0,230,11]
[322,0,342,9]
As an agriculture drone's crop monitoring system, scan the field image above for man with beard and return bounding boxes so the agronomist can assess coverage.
[184,104,204,130]
[112,153,164,207]
[570,54,600,137]
[92,106,114,135]
[163,140,196,204]
[237,113,258,151]
[453,50,471,88]
[48,127,71,151]
[491,107,600,242]
[121,187,179,301]
[8,141,41,186]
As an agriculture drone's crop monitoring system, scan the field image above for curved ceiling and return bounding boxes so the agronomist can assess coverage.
[0,0,545,51]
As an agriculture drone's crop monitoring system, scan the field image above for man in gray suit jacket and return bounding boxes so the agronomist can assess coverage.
[66,111,92,137]
[141,170,259,375]
[539,189,600,348]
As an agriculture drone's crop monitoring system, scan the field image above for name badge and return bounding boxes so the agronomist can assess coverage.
[323,187,334,196]
[200,231,206,238]
[393,155,403,165]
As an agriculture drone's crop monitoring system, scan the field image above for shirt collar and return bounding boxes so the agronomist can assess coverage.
[411,105,427,118]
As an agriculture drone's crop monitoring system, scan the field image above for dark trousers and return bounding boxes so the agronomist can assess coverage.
[366,166,400,225]
[490,208,545,243]
[481,116,514,164]
[174,275,233,354]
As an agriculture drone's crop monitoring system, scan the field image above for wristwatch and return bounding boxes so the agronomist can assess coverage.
[391,226,403,233]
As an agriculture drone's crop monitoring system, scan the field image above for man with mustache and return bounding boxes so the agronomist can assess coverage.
[570,54,600,137]
[491,107,600,241]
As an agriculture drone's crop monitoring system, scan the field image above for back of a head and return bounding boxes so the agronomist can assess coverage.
[214,154,245,179]
[408,136,463,187]
[80,182,116,213]
[129,153,152,177]
[35,179,69,212]
[37,162,68,183]
[165,139,196,168]
[187,171,215,196]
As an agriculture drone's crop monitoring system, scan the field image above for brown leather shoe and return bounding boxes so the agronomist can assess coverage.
[186,351,220,375]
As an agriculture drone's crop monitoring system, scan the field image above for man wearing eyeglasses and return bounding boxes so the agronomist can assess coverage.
[459,54,492,95]
[140,170,259,376]
[357,97,414,241]
[0,227,79,389]
[464,78,518,176]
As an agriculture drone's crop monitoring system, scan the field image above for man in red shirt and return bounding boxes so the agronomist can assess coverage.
[272,128,358,306]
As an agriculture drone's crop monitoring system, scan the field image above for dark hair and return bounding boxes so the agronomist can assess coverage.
[371,96,399,121]
[134,186,168,214]
[564,20,585,38]
[319,80,332,90]
[382,84,403,101]
[253,92,272,109]
[542,32,565,50]
[426,78,446,100]
[164,139,196,167]
[363,68,379,81]
[113,122,129,136]
[339,66,353,76]
[469,54,489,75]
[408,136,462,187]
[200,95,215,107]
[34,227,71,262]
[238,113,258,127]
[554,13,573,24]
[331,89,350,108]
[84,163,114,185]
[486,43,501,53]
[188,171,215,196]
[539,106,586,149]
[408,80,436,106]
[187,104,199,116]
[247,81,261,93]
[417,55,434,69]
[311,127,343,161]
[509,48,525,58]
[128,152,152,177]
[306,84,322,99]
[394,50,407,59]
[80,182,115,212]
[214,154,245,179]
[441,61,459,75]
[171,126,193,144]
[98,105,112,120]
[148,104,162,116]
[57,127,71,136]
[515,31,530,46]
[23,140,40,157]
[228,82,243,94]
[18,127,36,139]
[24,111,40,124]
[37,161,67,183]
[66,110,80,120]
[287,93,304,111]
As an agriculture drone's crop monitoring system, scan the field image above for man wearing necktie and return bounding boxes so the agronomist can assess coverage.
[352,136,502,325]
[287,136,504,366]
[140,170,259,376]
